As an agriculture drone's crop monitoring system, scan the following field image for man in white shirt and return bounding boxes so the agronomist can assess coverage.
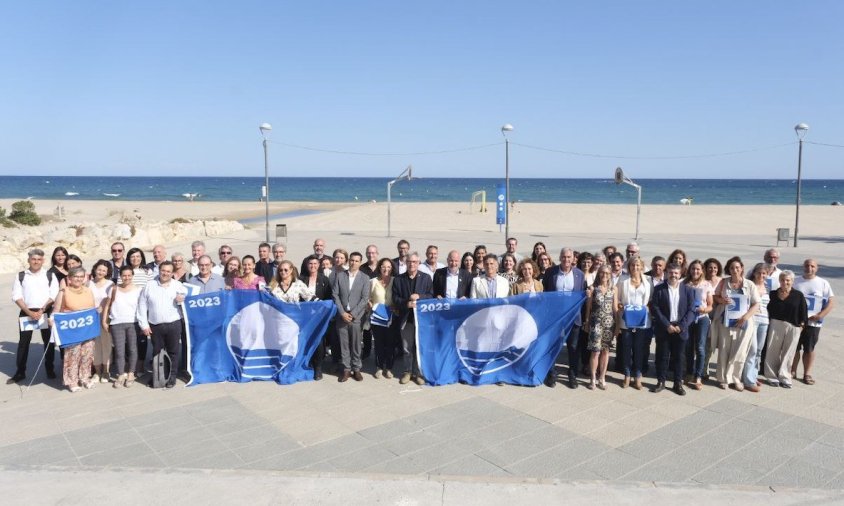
[541,248,587,389]
[792,258,835,385]
[212,244,233,276]
[136,261,187,388]
[9,249,59,384]
[418,245,445,280]
[471,255,510,299]
[764,248,783,291]
[392,239,410,275]
[499,237,524,265]
[609,252,625,286]
[187,240,205,277]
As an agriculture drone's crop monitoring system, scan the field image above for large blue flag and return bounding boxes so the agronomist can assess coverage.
[415,291,586,386]
[52,308,101,348]
[183,290,336,386]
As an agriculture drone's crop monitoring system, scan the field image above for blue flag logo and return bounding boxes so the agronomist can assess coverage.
[416,291,586,386]
[184,290,336,386]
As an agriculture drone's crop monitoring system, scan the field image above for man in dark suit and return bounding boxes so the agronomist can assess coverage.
[433,250,471,299]
[542,247,587,389]
[332,252,371,382]
[651,263,697,395]
[392,252,433,385]
[392,239,410,275]
[300,238,328,277]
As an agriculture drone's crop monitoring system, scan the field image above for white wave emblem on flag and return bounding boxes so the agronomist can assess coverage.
[225,302,300,379]
[455,305,539,375]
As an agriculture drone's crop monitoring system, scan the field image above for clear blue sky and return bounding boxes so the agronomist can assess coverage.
[1,1,842,178]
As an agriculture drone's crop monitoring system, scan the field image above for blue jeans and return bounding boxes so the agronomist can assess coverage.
[625,328,652,378]
[742,321,769,386]
[687,315,711,379]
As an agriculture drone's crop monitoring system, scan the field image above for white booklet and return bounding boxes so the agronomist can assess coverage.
[19,314,49,331]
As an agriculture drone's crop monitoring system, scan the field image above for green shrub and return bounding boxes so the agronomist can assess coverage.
[0,206,14,227]
[9,200,41,226]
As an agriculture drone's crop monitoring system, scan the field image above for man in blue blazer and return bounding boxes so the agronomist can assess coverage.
[651,263,697,395]
[541,247,587,389]
[391,252,434,385]
[433,250,472,299]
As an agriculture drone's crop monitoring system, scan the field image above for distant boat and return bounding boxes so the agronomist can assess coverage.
[65,192,79,196]
[103,193,121,197]
[182,193,199,201]
[679,197,693,206]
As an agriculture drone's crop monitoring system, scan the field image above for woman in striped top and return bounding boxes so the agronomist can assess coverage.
[125,248,153,288]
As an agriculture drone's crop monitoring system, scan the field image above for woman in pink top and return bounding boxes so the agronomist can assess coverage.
[233,255,266,290]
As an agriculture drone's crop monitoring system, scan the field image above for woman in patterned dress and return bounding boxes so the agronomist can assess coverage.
[584,266,618,390]
[270,261,314,303]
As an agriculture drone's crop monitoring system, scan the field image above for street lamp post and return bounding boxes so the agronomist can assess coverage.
[501,124,514,239]
[259,122,272,243]
[614,167,642,241]
[794,123,809,247]
[387,165,413,237]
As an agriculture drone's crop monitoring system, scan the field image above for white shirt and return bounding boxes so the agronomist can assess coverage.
[795,275,835,327]
[418,261,444,280]
[211,264,224,276]
[766,267,782,291]
[668,284,680,322]
[11,268,59,308]
[136,278,187,328]
[445,269,460,299]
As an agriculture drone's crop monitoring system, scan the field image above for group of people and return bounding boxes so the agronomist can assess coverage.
[8,236,835,395]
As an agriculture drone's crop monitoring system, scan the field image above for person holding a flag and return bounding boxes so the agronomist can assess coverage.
[53,267,98,392]
[712,257,760,391]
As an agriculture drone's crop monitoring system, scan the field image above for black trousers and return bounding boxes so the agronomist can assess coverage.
[565,325,582,379]
[16,309,55,376]
[655,331,686,383]
[151,321,181,380]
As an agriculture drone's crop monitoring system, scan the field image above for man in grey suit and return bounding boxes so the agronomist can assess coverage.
[332,251,371,382]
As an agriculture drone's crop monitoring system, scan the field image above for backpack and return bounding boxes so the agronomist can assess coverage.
[151,349,172,388]
[19,270,54,284]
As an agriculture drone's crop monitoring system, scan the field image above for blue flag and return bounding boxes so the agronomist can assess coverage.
[183,289,336,386]
[52,308,101,348]
[415,291,586,386]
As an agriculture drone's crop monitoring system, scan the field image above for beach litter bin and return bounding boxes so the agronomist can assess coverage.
[275,224,287,239]
[776,228,790,246]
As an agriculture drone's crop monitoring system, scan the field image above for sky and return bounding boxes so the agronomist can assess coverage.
[1,1,843,179]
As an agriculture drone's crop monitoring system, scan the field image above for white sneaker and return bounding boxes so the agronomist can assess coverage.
[91,373,100,383]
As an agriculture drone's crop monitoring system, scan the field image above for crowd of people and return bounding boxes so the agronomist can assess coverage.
[8,237,836,395]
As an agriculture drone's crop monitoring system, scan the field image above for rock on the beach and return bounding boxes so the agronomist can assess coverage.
[204,220,244,236]
[111,223,133,240]
[45,226,78,245]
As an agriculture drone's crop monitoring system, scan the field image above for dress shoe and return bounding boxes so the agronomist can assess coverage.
[352,371,363,382]
[399,372,411,384]
[6,374,25,385]
[673,383,686,396]
[568,375,578,389]
[46,369,56,379]
[652,381,665,393]
[413,376,425,386]
[165,378,176,389]
[338,370,351,382]
[745,384,761,393]
[634,377,643,390]
[544,372,556,388]
[314,369,323,381]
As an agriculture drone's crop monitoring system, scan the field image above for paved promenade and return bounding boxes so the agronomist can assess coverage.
[1,227,843,503]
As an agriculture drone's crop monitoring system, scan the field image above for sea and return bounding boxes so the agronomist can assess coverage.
[1,176,842,205]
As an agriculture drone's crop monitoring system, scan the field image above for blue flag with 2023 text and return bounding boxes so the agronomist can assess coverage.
[415,291,586,386]
[52,308,101,348]
[183,289,336,386]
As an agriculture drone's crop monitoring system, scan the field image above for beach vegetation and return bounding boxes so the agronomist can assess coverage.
[9,200,41,226]
[0,206,16,227]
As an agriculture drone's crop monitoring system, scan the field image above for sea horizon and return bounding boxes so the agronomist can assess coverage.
[0,176,841,205]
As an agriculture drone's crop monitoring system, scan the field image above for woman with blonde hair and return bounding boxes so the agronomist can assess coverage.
[511,259,543,295]
[270,260,314,303]
[616,256,651,389]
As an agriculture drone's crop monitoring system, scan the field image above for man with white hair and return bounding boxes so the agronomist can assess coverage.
[764,248,782,291]
[187,240,205,277]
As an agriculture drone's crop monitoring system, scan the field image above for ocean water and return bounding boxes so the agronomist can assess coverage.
[0,176,842,205]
